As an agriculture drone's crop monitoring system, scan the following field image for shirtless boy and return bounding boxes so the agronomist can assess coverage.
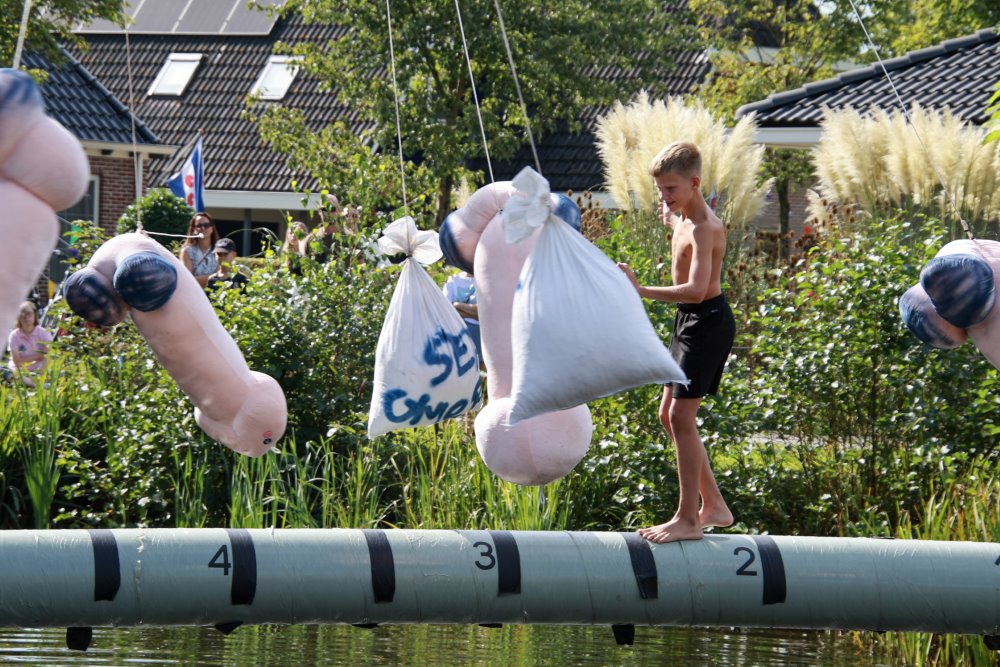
[618,141,736,543]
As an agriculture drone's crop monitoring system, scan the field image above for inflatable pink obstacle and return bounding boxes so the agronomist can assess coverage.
[900,239,1000,369]
[0,68,89,338]
[63,233,287,456]
[440,184,593,485]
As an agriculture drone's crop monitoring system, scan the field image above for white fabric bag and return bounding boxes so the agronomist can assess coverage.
[368,217,483,437]
[505,169,686,425]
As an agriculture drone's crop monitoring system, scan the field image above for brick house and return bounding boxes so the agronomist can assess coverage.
[72,2,357,255]
[23,48,170,299]
[70,0,715,252]
[72,0,899,249]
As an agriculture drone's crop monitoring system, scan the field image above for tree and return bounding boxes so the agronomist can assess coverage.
[861,0,1000,57]
[0,0,124,66]
[691,0,875,251]
[986,78,1000,145]
[252,0,699,222]
[692,0,999,252]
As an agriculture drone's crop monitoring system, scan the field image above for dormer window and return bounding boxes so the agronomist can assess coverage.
[250,55,302,101]
[148,53,203,96]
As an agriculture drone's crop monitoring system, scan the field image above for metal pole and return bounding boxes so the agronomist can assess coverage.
[242,208,251,255]
[12,0,32,70]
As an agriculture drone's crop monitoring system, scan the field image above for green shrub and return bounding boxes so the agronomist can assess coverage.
[213,234,393,445]
[117,188,194,237]
[712,216,999,534]
[1,209,996,546]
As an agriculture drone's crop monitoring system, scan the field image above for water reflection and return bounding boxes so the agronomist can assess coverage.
[0,625,893,666]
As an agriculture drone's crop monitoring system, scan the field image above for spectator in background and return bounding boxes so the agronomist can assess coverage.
[443,270,484,370]
[7,301,53,387]
[282,220,310,275]
[207,238,248,292]
[306,194,358,263]
[342,204,360,234]
[179,212,220,288]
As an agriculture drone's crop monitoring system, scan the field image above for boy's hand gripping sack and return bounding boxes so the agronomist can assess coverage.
[505,168,687,424]
[368,216,483,437]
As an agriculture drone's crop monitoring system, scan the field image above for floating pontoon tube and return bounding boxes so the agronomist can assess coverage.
[0,529,997,637]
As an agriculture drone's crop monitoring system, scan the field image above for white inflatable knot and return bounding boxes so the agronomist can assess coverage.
[377,215,443,266]
[502,167,551,244]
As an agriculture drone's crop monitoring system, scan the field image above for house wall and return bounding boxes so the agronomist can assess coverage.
[743,185,816,259]
[748,186,812,235]
[88,155,148,234]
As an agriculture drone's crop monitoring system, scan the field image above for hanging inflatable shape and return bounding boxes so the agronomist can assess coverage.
[0,68,89,338]
[441,182,593,486]
[368,216,483,437]
[503,168,686,424]
[63,233,287,456]
[900,239,1000,369]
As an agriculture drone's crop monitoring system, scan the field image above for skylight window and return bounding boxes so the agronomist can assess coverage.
[148,53,202,96]
[250,56,302,101]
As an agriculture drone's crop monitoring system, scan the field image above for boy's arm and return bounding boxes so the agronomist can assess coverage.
[454,302,479,320]
[618,225,714,303]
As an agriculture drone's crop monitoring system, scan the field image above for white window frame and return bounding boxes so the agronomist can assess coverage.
[250,55,302,101]
[147,53,203,96]
[58,174,100,225]
[51,175,100,284]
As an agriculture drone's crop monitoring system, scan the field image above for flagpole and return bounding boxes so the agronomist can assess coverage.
[195,131,205,213]
[167,134,205,214]
[12,0,32,70]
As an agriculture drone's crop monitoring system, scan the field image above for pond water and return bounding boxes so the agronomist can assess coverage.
[0,624,896,666]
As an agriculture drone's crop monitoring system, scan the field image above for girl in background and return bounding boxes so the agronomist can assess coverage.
[282,220,310,275]
[7,301,53,387]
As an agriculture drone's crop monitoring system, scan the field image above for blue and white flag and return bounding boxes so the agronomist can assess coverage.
[167,136,205,212]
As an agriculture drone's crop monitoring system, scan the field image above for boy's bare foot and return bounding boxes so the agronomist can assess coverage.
[698,507,734,529]
[638,517,703,543]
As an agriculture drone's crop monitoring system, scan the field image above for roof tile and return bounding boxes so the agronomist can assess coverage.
[736,28,998,128]
[73,10,708,194]
[25,48,159,146]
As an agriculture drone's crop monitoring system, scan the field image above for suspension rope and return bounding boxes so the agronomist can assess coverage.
[122,1,145,234]
[15,0,197,244]
[845,0,975,241]
[12,0,32,69]
[491,0,541,175]
[384,0,408,215]
[122,3,199,241]
[453,0,494,183]
[152,231,205,238]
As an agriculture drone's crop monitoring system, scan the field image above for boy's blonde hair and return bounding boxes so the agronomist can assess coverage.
[649,141,701,178]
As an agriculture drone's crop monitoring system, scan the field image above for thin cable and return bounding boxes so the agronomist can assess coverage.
[122,2,144,233]
[147,231,203,239]
[453,0,494,183]
[385,0,408,214]
[491,0,540,175]
[845,0,974,240]
[12,0,32,69]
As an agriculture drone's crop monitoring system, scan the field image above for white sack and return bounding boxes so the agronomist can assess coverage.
[368,218,483,437]
[508,214,687,425]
